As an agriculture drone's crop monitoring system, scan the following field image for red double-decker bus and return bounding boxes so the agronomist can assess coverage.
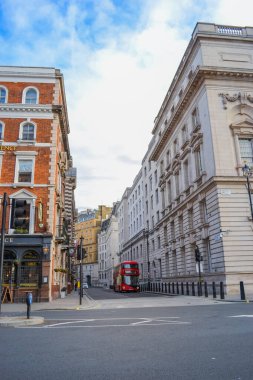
[113,261,140,292]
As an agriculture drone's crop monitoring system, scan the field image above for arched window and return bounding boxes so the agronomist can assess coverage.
[20,251,40,287]
[24,88,38,104]
[0,121,4,140]
[0,87,7,103]
[21,122,35,140]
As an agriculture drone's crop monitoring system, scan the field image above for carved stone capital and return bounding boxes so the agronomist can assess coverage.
[219,92,241,109]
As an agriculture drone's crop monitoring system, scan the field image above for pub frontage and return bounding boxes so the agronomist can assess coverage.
[2,234,52,302]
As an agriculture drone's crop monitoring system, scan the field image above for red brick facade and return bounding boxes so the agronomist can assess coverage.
[0,66,75,302]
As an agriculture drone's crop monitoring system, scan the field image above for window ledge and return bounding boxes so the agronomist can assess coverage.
[17,139,36,145]
[13,182,33,187]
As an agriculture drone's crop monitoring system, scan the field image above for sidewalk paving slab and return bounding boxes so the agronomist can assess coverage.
[0,291,94,326]
[0,316,44,327]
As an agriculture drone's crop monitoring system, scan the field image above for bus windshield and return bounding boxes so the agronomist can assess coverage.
[123,263,138,269]
[122,276,139,286]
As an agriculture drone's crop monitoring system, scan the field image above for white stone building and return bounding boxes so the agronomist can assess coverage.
[148,22,253,295]
[117,187,131,257]
[116,22,253,297]
[119,170,146,280]
[98,204,119,287]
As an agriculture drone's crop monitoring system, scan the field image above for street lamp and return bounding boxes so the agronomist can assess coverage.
[145,229,150,291]
[79,236,84,305]
[111,257,114,288]
[195,245,202,296]
[242,164,253,220]
[0,193,8,313]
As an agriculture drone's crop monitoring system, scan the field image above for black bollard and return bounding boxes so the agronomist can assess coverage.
[165,283,167,293]
[220,281,225,300]
[186,282,189,296]
[204,282,208,297]
[181,282,184,295]
[198,282,203,297]
[26,292,33,319]
[168,282,171,293]
[172,282,175,294]
[212,282,216,299]
[176,282,179,294]
[192,282,195,296]
[240,281,246,301]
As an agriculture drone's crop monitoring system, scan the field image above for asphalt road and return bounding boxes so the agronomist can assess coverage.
[1,288,253,380]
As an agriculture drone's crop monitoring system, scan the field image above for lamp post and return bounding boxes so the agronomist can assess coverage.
[195,245,202,296]
[79,236,84,306]
[242,164,253,220]
[112,257,114,288]
[0,193,8,313]
[145,229,150,291]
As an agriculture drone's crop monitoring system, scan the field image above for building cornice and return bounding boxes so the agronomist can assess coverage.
[0,103,53,114]
[150,67,253,161]
[52,105,70,159]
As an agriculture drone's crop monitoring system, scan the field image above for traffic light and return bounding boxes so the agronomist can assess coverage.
[195,246,201,262]
[11,199,30,230]
[77,246,87,260]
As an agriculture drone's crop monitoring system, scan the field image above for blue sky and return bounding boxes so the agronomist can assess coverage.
[0,0,252,208]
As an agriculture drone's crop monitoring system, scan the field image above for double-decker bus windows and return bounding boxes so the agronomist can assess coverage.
[122,276,139,287]
[123,263,138,269]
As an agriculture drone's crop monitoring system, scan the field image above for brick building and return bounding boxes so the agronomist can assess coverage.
[75,205,112,285]
[0,66,76,302]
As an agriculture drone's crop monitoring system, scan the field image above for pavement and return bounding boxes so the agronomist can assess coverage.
[0,289,251,327]
[0,290,96,327]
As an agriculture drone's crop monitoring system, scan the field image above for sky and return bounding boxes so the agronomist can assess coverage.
[0,0,252,210]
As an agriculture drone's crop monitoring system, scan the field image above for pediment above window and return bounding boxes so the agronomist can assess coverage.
[9,189,37,200]
[230,117,253,135]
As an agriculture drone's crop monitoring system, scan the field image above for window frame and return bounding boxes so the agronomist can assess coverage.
[22,87,39,104]
[239,138,253,166]
[195,147,203,178]
[0,121,5,140]
[0,86,8,104]
[19,121,36,142]
[14,153,37,184]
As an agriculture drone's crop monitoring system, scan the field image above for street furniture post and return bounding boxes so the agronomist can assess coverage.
[0,192,8,314]
[26,292,33,319]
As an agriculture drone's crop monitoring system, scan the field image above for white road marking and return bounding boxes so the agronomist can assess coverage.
[20,316,191,329]
[229,315,253,318]
[46,319,95,327]
[131,319,152,325]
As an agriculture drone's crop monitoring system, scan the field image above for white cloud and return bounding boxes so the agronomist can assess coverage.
[1,0,252,208]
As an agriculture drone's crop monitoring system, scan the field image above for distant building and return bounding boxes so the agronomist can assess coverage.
[75,205,112,285]
[98,203,119,287]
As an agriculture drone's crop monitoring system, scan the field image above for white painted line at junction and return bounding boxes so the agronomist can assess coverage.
[46,319,95,327]
[229,315,253,318]
[30,316,191,329]
[131,319,152,325]
[30,322,191,329]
